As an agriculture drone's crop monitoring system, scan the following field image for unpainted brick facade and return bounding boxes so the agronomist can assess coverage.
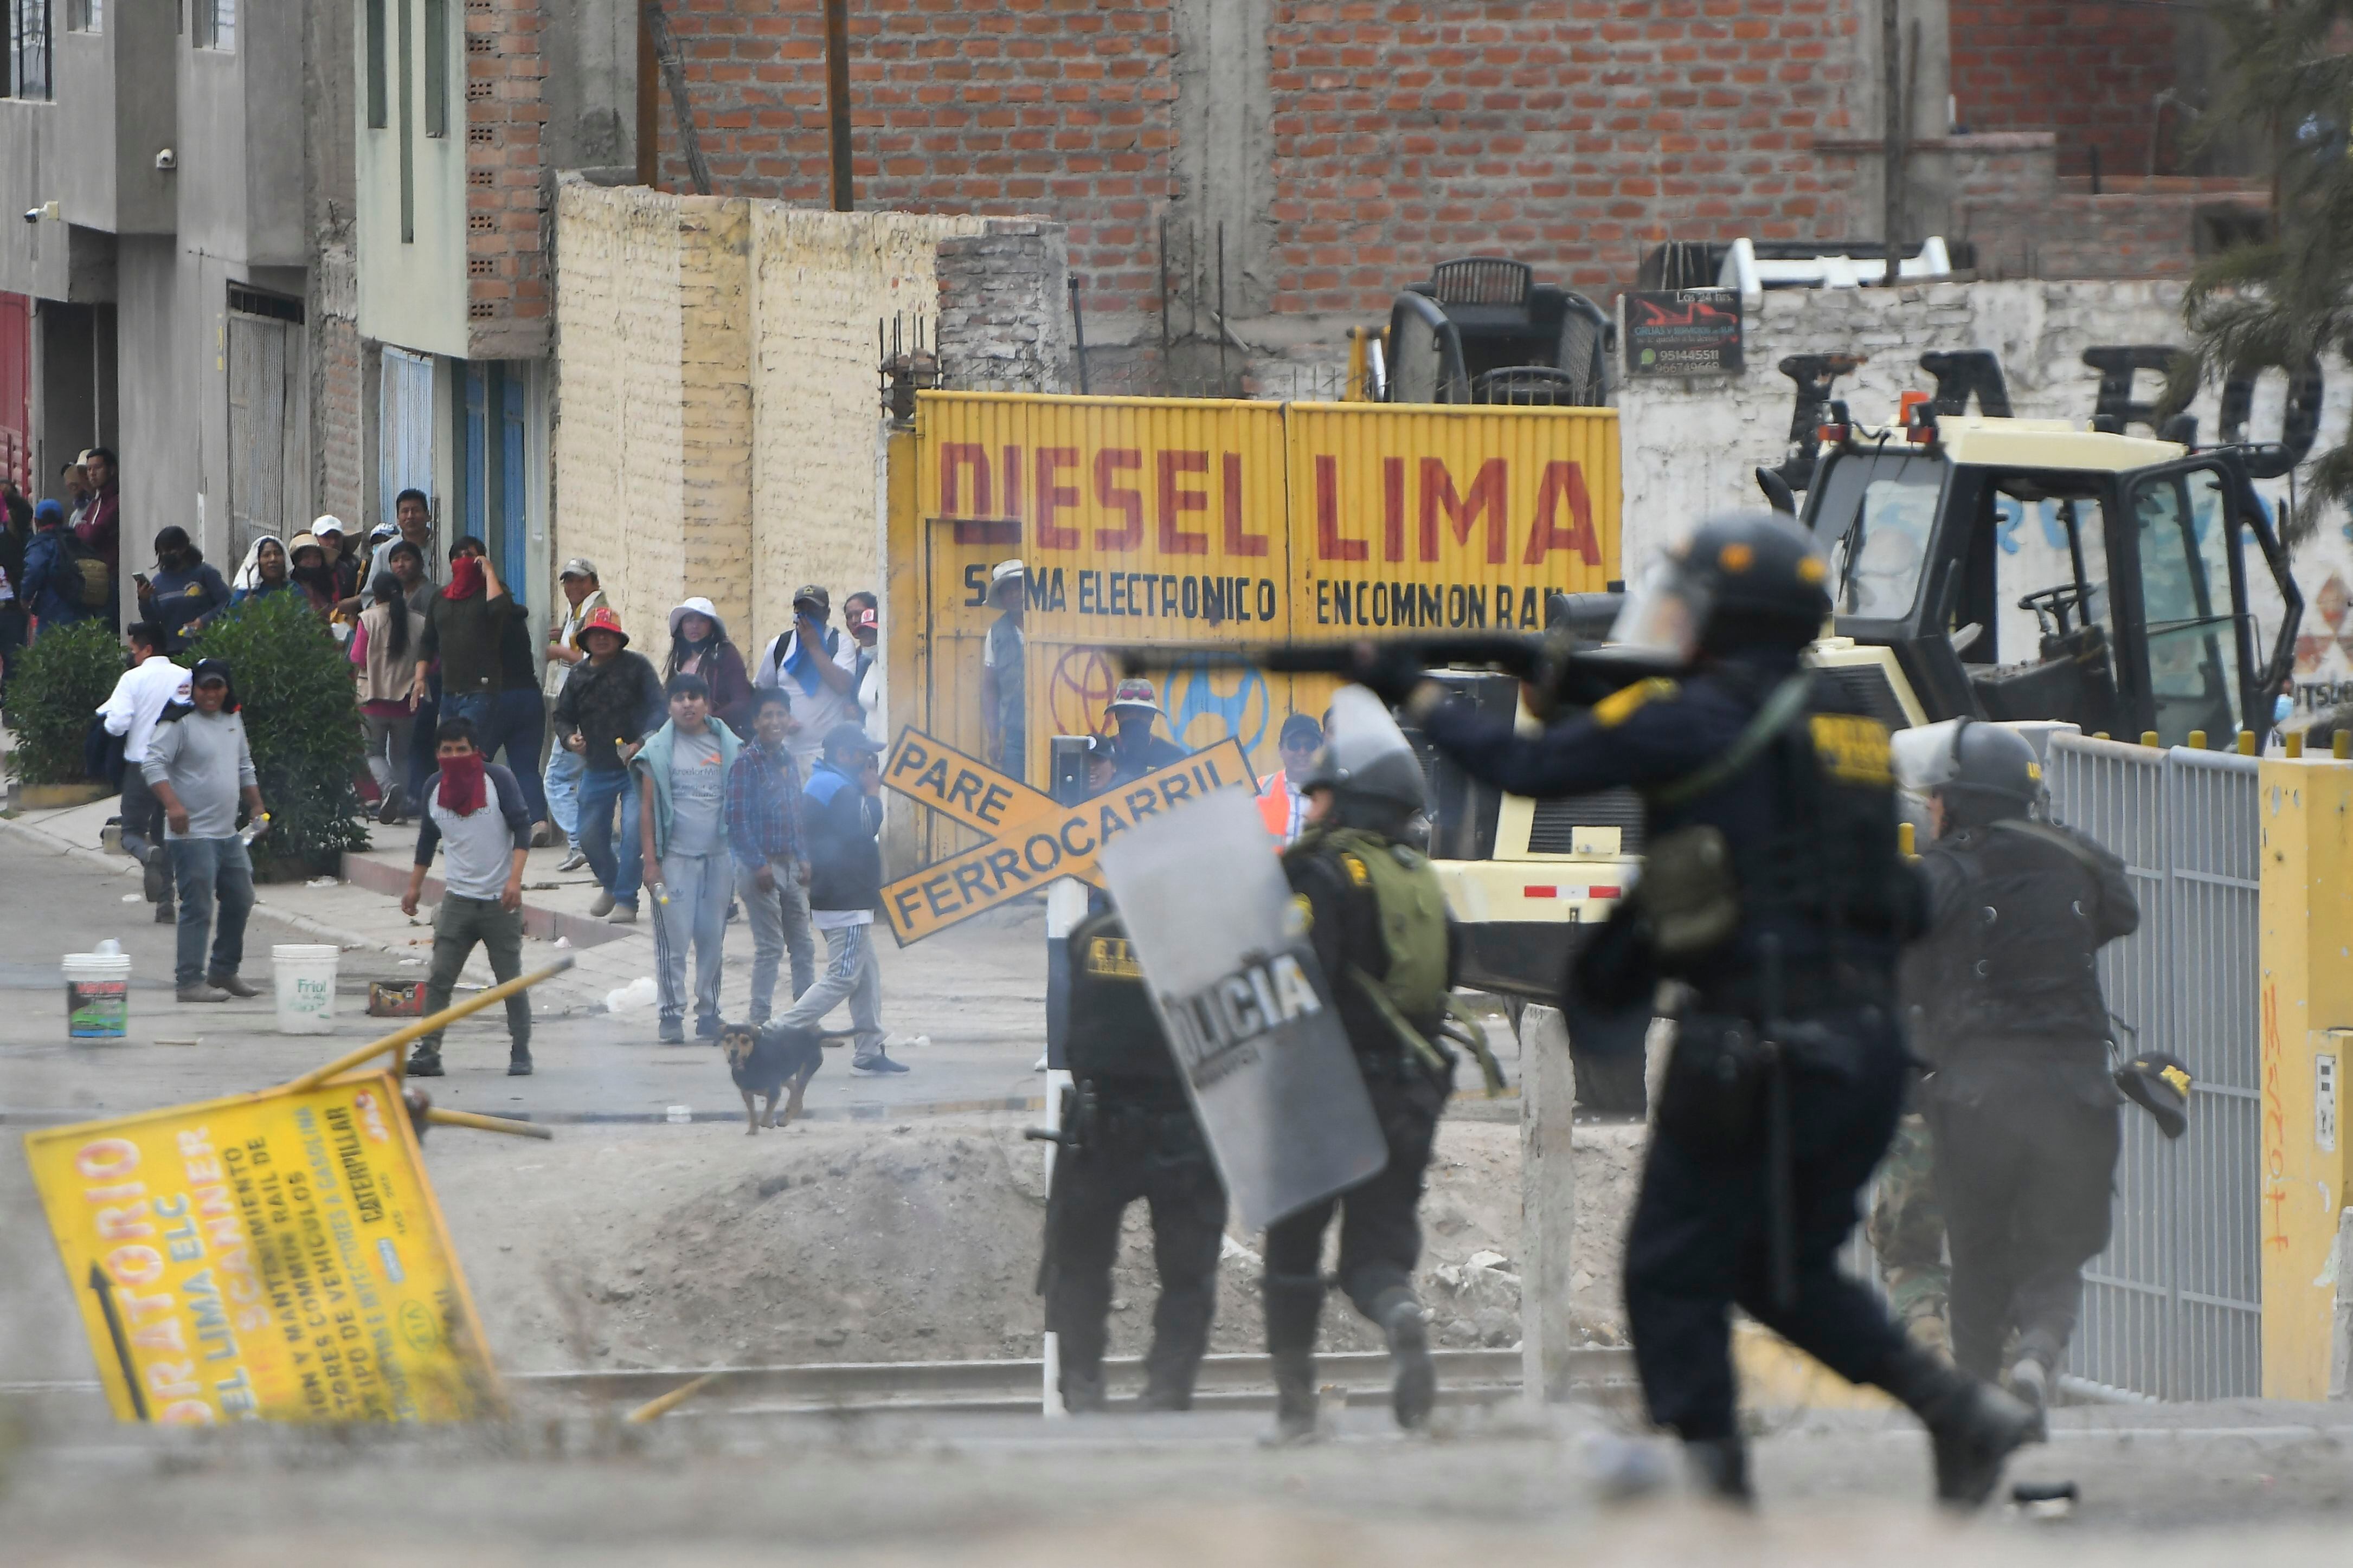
[467,0,555,359]
[1947,2,2178,180]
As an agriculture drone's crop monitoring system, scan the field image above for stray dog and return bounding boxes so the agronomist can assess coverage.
[721,1020,826,1134]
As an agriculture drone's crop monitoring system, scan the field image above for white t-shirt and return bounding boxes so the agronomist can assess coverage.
[545,588,608,699]
[812,907,873,930]
[98,656,195,765]
[755,627,863,767]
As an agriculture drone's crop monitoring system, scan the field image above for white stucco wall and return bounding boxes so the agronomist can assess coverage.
[1616,281,2353,719]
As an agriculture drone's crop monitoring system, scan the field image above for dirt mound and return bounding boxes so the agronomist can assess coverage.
[433,1114,1641,1374]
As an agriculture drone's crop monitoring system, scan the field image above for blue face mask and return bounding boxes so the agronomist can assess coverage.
[2275,693,2294,725]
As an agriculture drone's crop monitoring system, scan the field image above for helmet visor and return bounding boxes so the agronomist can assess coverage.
[1889,719,1969,796]
[1606,557,1710,663]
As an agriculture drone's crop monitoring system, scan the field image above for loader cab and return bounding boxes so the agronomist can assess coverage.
[1801,417,2298,747]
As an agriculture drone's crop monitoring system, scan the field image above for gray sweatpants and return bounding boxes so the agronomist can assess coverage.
[779,921,884,1064]
[652,850,730,1026]
[735,857,816,1022]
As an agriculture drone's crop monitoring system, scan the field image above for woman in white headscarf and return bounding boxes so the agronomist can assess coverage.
[229,534,291,604]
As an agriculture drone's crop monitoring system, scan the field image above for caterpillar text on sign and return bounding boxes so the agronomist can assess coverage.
[880,731,1257,944]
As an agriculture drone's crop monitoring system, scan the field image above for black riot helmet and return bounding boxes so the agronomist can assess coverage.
[1890,718,2041,830]
[2114,1050,2191,1140]
[1610,511,1831,662]
[1306,686,1429,834]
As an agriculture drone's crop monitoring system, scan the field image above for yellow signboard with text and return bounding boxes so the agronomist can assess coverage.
[24,1073,499,1424]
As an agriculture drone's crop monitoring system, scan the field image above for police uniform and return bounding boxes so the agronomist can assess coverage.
[1042,909,1229,1411]
[1906,790,2138,1392]
[1394,512,2036,1506]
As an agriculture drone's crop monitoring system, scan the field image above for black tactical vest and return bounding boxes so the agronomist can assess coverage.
[1065,911,1183,1088]
[1908,822,2113,1055]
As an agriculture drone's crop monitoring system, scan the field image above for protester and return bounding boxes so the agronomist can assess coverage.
[492,598,553,841]
[413,537,523,728]
[369,488,436,587]
[664,597,756,738]
[1105,679,1188,784]
[401,717,534,1077]
[1256,713,1325,843]
[754,584,862,773]
[351,572,427,823]
[543,559,607,870]
[772,722,903,1073]
[57,461,91,523]
[19,499,92,635]
[99,622,192,924]
[551,605,665,921]
[142,659,266,1004]
[636,673,742,1043]
[138,526,232,654]
[0,486,29,679]
[230,535,293,605]
[844,591,883,743]
[979,560,1025,777]
[285,532,340,617]
[311,517,361,601]
[388,539,440,798]
[384,539,433,614]
[726,688,815,1023]
[77,447,120,627]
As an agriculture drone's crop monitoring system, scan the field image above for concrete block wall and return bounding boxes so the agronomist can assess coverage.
[744,203,985,659]
[467,0,555,359]
[935,218,1076,395]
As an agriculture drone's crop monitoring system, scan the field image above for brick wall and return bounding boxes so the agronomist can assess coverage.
[467,0,554,360]
[654,0,1173,325]
[1949,3,2178,178]
[1264,0,1868,312]
[935,218,1075,393]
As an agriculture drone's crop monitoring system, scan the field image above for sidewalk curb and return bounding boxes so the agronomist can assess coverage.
[0,812,396,956]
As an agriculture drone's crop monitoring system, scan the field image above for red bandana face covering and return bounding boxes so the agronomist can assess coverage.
[438,751,488,815]
[444,556,484,601]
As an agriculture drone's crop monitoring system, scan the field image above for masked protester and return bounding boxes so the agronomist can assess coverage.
[1891,719,2139,1437]
[141,526,232,654]
[401,717,535,1077]
[1377,513,2038,1509]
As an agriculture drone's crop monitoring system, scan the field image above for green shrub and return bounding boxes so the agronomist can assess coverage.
[185,592,367,875]
[6,619,126,785]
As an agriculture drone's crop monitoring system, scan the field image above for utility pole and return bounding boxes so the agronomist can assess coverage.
[1882,0,1903,286]
[825,0,856,211]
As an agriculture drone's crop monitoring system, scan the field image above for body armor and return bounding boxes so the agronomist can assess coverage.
[1065,910,1184,1090]
[1908,822,2115,1057]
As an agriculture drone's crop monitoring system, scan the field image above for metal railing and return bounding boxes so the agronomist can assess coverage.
[2044,733,2262,1399]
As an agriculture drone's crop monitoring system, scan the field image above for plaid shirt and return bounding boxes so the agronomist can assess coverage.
[724,737,803,872]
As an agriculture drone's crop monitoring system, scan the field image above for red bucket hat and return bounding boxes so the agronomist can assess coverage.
[573,605,630,649]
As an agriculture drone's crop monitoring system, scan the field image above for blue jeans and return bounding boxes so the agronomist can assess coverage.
[168,837,255,989]
[576,765,644,908]
[544,733,585,847]
[487,688,550,824]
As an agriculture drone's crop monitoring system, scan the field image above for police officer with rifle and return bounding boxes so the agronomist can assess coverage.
[1891,718,2141,1435]
[1036,905,1229,1412]
[1339,513,2037,1506]
[1262,691,1500,1441]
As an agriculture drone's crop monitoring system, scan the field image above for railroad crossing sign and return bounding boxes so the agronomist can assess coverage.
[879,727,1257,943]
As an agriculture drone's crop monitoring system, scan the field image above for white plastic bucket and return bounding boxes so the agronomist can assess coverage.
[63,952,132,1039]
[272,944,341,1034]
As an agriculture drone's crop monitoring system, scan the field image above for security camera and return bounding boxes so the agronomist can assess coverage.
[22,200,58,223]
[154,149,177,172]
[21,209,38,225]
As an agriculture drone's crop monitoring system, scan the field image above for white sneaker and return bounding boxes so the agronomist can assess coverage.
[1033,1053,1049,1073]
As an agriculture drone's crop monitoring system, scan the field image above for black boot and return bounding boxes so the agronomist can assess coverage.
[1135,1367,1194,1412]
[507,1048,533,1077]
[407,1047,445,1078]
[1372,1288,1436,1431]
[1059,1364,1107,1414]
[1270,1349,1317,1443]
[2003,1356,2050,1443]
[1681,1436,1754,1506]
[1871,1343,2037,1508]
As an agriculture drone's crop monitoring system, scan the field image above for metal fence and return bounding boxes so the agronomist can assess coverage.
[2043,733,2262,1399]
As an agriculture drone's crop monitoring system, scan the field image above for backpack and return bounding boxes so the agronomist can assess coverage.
[74,553,111,610]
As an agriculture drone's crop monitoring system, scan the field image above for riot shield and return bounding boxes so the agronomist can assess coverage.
[1100,787,1388,1230]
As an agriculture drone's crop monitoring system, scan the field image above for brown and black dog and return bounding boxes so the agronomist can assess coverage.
[721,1021,826,1134]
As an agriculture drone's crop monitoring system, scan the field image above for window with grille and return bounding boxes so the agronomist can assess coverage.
[4,0,51,99]
[64,0,94,34]
[423,0,447,135]
[193,0,232,52]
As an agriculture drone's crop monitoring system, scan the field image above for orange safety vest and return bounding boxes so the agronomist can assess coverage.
[1256,775,1294,840]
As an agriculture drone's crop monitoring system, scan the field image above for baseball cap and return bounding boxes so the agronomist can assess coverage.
[823,720,882,756]
[1108,677,1162,715]
[850,605,878,632]
[792,584,831,614]
[310,514,346,538]
[560,557,600,580]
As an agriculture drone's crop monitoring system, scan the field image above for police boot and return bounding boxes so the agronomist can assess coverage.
[406,1045,445,1078]
[1269,1350,1318,1444]
[1059,1364,1108,1415]
[1135,1371,1194,1412]
[1681,1436,1754,1506]
[1871,1343,2037,1508]
[1371,1287,1436,1432]
[2003,1355,2051,1443]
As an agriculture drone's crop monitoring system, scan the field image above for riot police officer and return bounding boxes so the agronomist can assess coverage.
[1041,905,1229,1412]
[1892,718,2139,1433]
[1263,691,1461,1440]
[1359,513,2036,1507]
